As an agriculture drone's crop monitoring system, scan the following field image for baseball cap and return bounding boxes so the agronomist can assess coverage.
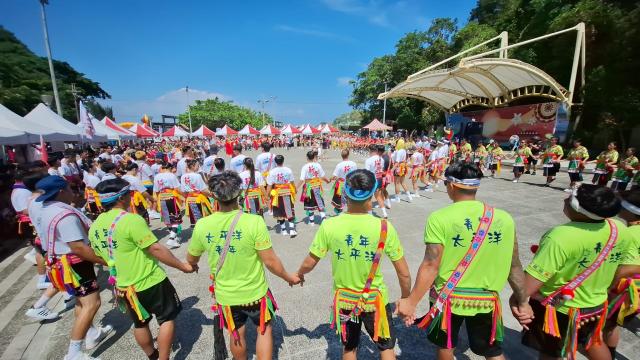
[35,175,68,202]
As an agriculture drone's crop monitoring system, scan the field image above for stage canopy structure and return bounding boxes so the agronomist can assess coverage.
[259,124,281,135]
[280,124,302,135]
[191,125,216,137]
[238,124,260,136]
[363,119,392,131]
[300,124,321,135]
[0,104,31,144]
[378,23,586,117]
[216,125,238,136]
[162,125,189,137]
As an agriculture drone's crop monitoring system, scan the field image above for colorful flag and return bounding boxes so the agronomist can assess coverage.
[39,135,48,165]
[79,101,95,139]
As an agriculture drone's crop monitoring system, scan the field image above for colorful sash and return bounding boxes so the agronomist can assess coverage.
[540,219,618,359]
[243,187,267,214]
[331,219,389,342]
[185,191,213,220]
[410,165,424,180]
[301,178,325,211]
[416,204,496,348]
[395,162,407,177]
[608,276,640,325]
[270,184,296,219]
[130,191,148,212]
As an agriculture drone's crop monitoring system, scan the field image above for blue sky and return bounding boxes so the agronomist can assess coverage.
[1,0,476,125]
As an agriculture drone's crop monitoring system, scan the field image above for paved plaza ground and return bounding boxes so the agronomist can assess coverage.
[0,147,638,360]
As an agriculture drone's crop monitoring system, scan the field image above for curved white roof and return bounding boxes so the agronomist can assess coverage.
[379,58,570,112]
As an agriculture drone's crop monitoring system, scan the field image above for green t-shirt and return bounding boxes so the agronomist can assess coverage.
[89,209,166,292]
[309,214,404,305]
[623,225,640,266]
[526,219,634,314]
[188,210,272,306]
[424,200,515,315]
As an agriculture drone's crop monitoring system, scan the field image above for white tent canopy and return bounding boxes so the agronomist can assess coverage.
[77,116,124,140]
[1,103,79,143]
[0,105,31,144]
[25,103,108,142]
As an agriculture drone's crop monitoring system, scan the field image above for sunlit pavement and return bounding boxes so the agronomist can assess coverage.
[1,147,638,359]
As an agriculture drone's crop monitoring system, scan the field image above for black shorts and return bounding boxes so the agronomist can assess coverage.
[124,277,182,328]
[70,261,99,297]
[426,308,503,357]
[522,299,603,358]
[489,164,498,171]
[528,156,537,165]
[226,302,266,330]
[610,180,629,191]
[342,304,396,352]
[568,172,583,182]
[543,163,560,177]
[513,166,525,174]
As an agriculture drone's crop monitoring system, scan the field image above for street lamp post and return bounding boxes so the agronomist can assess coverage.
[257,96,276,127]
[39,0,63,116]
[186,86,193,134]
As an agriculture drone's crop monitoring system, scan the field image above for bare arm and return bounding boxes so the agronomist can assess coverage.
[507,234,528,305]
[68,240,107,266]
[258,248,298,285]
[146,242,193,273]
[392,257,412,298]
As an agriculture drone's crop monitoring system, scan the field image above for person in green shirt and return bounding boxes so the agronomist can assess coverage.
[518,184,635,360]
[604,189,640,359]
[396,162,531,360]
[610,147,638,192]
[542,137,564,186]
[186,171,300,360]
[296,169,411,360]
[590,142,619,186]
[565,139,590,193]
[91,178,195,360]
[512,141,533,183]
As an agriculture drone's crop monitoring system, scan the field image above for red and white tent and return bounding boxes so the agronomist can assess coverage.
[238,124,260,136]
[300,124,321,135]
[162,125,189,137]
[259,124,281,135]
[191,125,216,137]
[141,124,160,136]
[280,124,302,135]
[128,124,157,138]
[216,125,238,136]
[325,124,340,133]
[101,117,136,137]
[362,118,392,131]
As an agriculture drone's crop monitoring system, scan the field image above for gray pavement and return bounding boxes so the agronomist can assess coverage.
[0,147,638,360]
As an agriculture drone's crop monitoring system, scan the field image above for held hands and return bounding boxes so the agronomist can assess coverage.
[394,298,417,327]
[509,294,534,330]
[180,262,198,274]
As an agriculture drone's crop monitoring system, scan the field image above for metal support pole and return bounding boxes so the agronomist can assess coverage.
[499,31,509,58]
[40,0,62,116]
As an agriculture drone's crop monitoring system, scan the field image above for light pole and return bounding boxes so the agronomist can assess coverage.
[185,86,193,134]
[39,0,63,116]
[257,96,276,126]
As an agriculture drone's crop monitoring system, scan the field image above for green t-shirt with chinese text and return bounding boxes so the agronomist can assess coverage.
[89,209,166,292]
[424,200,515,315]
[309,213,404,305]
[188,210,272,306]
[623,225,640,266]
[526,219,634,314]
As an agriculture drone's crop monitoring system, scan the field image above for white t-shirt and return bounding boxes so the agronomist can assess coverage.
[32,201,89,255]
[239,170,265,189]
[122,174,147,193]
[96,168,105,179]
[11,186,32,212]
[101,173,117,182]
[333,160,357,180]
[60,159,80,176]
[83,173,101,189]
[300,162,325,181]
[176,158,189,178]
[150,163,162,176]
[267,167,294,185]
[428,149,439,162]
[181,172,207,193]
[255,152,275,173]
[410,152,425,166]
[365,155,384,178]
[229,154,247,173]
[48,168,61,176]
[392,149,407,163]
[201,155,217,175]
[153,172,180,193]
[437,145,449,159]
[136,160,153,182]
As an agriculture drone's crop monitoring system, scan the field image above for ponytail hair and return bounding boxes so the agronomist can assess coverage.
[244,157,256,187]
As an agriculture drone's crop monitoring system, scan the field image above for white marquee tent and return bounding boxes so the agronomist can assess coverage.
[0,103,80,143]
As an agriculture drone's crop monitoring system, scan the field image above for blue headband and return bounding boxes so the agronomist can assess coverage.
[99,186,130,204]
[343,181,378,201]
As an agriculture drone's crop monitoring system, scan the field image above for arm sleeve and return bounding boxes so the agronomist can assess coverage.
[127,214,158,249]
[525,230,567,282]
[309,223,329,258]
[254,217,272,250]
[59,216,89,244]
[384,222,404,261]
[424,213,445,245]
[187,221,206,257]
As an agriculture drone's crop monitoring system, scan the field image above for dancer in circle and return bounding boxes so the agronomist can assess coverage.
[591,142,619,186]
[298,150,330,225]
[331,149,357,215]
[610,148,638,192]
[181,159,213,226]
[122,162,153,224]
[81,160,103,220]
[153,163,183,249]
[267,155,297,236]
[565,139,590,192]
[408,145,426,196]
[239,158,268,216]
[541,137,564,186]
[391,139,412,202]
[487,140,503,178]
[512,141,532,183]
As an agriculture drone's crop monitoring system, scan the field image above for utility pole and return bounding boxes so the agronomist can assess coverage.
[382,82,388,138]
[71,83,80,123]
[257,96,276,127]
[186,86,193,134]
[39,0,63,116]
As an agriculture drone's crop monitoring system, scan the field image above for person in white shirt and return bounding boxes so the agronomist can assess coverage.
[153,163,183,248]
[47,156,62,176]
[298,150,330,225]
[81,160,103,219]
[181,159,213,226]
[365,145,388,218]
[33,175,112,360]
[330,149,357,214]
[267,155,297,236]
[229,144,247,173]
[200,145,219,181]
[122,163,154,223]
[255,142,276,178]
[408,146,427,196]
[391,139,412,202]
[239,158,267,216]
[175,146,193,179]
[150,153,164,177]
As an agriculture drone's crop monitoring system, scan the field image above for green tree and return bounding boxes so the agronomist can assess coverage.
[333,110,364,129]
[0,26,110,122]
[177,98,271,130]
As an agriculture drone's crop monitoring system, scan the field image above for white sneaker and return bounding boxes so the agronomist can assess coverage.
[24,248,37,265]
[512,179,518,183]
[564,188,573,193]
[148,210,161,220]
[85,325,113,350]
[289,229,297,236]
[384,199,391,208]
[281,229,289,236]
[166,239,180,249]
[64,352,101,360]
[392,197,400,203]
[37,281,50,290]
[169,231,177,239]
[25,307,58,321]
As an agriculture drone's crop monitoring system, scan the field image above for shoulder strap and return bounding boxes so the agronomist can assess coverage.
[542,219,618,305]
[214,211,244,276]
[361,219,389,295]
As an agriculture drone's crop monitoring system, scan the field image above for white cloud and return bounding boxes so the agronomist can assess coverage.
[104,87,229,122]
[321,0,426,28]
[337,76,354,87]
[274,25,354,42]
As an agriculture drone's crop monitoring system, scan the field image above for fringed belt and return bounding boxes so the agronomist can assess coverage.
[116,285,151,322]
[333,178,345,195]
[608,276,640,325]
[156,189,184,211]
[301,178,323,202]
[130,191,148,209]
[244,187,267,210]
[331,288,390,342]
[142,180,153,189]
[270,184,296,207]
[186,192,213,217]
[46,254,83,294]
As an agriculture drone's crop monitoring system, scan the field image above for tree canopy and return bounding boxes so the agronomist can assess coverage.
[332,110,364,129]
[0,26,111,122]
[350,0,640,147]
[177,98,272,130]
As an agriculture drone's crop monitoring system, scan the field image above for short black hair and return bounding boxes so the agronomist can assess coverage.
[306,151,316,161]
[620,189,640,219]
[23,171,48,191]
[369,144,378,152]
[275,155,284,165]
[261,142,272,151]
[95,178,130,210]
[208,171,242,205]
[345,169,376,203]
[125,162,139,172]
[444,161,483,181]
[576,184,620,218]
[214,157,225,171]
[101,162,117,173]
[233,144,242,152]
[376,144,385,153]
